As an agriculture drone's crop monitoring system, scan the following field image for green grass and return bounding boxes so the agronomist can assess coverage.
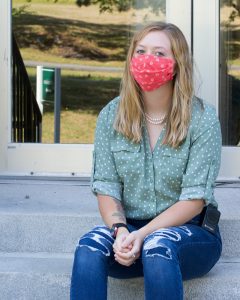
[21,48,125,67]
[229,59,240,66]
[13,12,131,63]
[41,110,98,143]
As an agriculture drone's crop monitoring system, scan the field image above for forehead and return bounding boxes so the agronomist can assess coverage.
[137,30,171,49]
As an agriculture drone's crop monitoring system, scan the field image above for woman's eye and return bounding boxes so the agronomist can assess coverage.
[136,49,145,54]
[155,51,165,56]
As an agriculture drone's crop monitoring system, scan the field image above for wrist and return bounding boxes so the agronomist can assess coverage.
[138,227,148,240]
[116,227,129,237]
[110,223,129,238]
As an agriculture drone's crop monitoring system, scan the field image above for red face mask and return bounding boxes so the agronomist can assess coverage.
[130,54,175,91]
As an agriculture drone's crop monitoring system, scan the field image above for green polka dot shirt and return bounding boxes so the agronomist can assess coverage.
[91,96,222,220]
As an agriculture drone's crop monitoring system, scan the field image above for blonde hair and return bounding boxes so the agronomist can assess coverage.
[114,22,199,148]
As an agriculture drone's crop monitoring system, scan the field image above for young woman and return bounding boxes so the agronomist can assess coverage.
[70,22,222,300]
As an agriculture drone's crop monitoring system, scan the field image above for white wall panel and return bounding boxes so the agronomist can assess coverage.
[193,0,219,109]
[166,0,192,47]
[0,0,11,172]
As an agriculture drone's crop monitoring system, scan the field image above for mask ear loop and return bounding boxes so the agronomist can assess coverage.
[172,62,178,78]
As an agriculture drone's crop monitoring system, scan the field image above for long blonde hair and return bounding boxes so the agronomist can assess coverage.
[114,22,198,148]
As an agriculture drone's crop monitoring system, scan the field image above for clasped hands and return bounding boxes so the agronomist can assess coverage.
[113,230,145,266]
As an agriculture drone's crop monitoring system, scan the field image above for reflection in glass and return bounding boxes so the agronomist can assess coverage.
[12,0,166,144]
[220,0,240,146]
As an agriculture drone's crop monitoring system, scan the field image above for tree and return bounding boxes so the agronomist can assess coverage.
[76,0,165,14]
[221,0,240,22]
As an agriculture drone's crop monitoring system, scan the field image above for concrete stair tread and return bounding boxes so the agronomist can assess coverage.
[0,180,98,216]
[0,252,239,272]
[0,253,239,300]
[0,252,72,273]
[0,179,239,219]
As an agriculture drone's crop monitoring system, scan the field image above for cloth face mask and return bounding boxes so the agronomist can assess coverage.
[130,54,175,91]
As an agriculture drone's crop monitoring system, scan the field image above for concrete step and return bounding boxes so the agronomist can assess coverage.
[0,212,239,259]
[0,253,239,300]
[0,213,101,253]
[0,180,239,257]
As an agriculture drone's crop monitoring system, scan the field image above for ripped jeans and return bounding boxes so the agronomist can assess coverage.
[70,213,222,300]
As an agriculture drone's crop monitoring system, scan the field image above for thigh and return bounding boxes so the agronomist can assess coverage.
[142,224,222,280]
[78,225,114,257]
[176,224,222,280]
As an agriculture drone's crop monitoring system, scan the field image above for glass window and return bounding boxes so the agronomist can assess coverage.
[12,0,166,144]
[220,0,240,146]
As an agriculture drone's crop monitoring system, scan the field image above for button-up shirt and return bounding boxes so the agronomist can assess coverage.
[91,96,222,220]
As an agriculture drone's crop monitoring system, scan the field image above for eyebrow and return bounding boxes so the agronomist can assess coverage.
[137,44,167,50]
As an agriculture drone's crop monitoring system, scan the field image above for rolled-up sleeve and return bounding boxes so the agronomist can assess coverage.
[91,105,123,201]
[179,106,222,206]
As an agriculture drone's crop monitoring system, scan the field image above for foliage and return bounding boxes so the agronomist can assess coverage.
[12,4,30,17]
[221,0,240,22]
[76,0,240,17]
[76,0,165,14]
[14,0,239,18]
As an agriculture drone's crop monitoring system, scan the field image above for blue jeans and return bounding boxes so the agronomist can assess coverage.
[70,213,222,300]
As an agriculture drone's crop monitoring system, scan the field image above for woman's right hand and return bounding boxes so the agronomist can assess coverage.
[113,228,133,254]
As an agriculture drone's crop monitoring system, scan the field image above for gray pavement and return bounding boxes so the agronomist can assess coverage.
[0,179,97,215]
[0,256,239,300]
[0,179,239,216]
[24,60,123,73]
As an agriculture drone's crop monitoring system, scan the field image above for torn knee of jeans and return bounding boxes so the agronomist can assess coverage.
[143,241,173,259]
[78,225,113,257]
[177,226,193,237]
[144,228,182,244]
[143,226,192,260]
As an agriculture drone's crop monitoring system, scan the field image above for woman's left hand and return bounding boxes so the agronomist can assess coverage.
[114,230,145,266]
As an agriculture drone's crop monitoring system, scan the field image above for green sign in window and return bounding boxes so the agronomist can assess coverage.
[42,68,55,102]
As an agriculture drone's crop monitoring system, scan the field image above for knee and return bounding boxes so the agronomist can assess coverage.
[76,225,114,258]
[142,227,181,261]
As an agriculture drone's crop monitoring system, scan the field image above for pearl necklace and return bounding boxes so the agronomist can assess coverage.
[145,112,166,125]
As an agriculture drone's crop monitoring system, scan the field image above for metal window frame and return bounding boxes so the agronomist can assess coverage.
[193,0,240,180]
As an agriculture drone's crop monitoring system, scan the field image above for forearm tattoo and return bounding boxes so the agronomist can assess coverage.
[111,199,126,223]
